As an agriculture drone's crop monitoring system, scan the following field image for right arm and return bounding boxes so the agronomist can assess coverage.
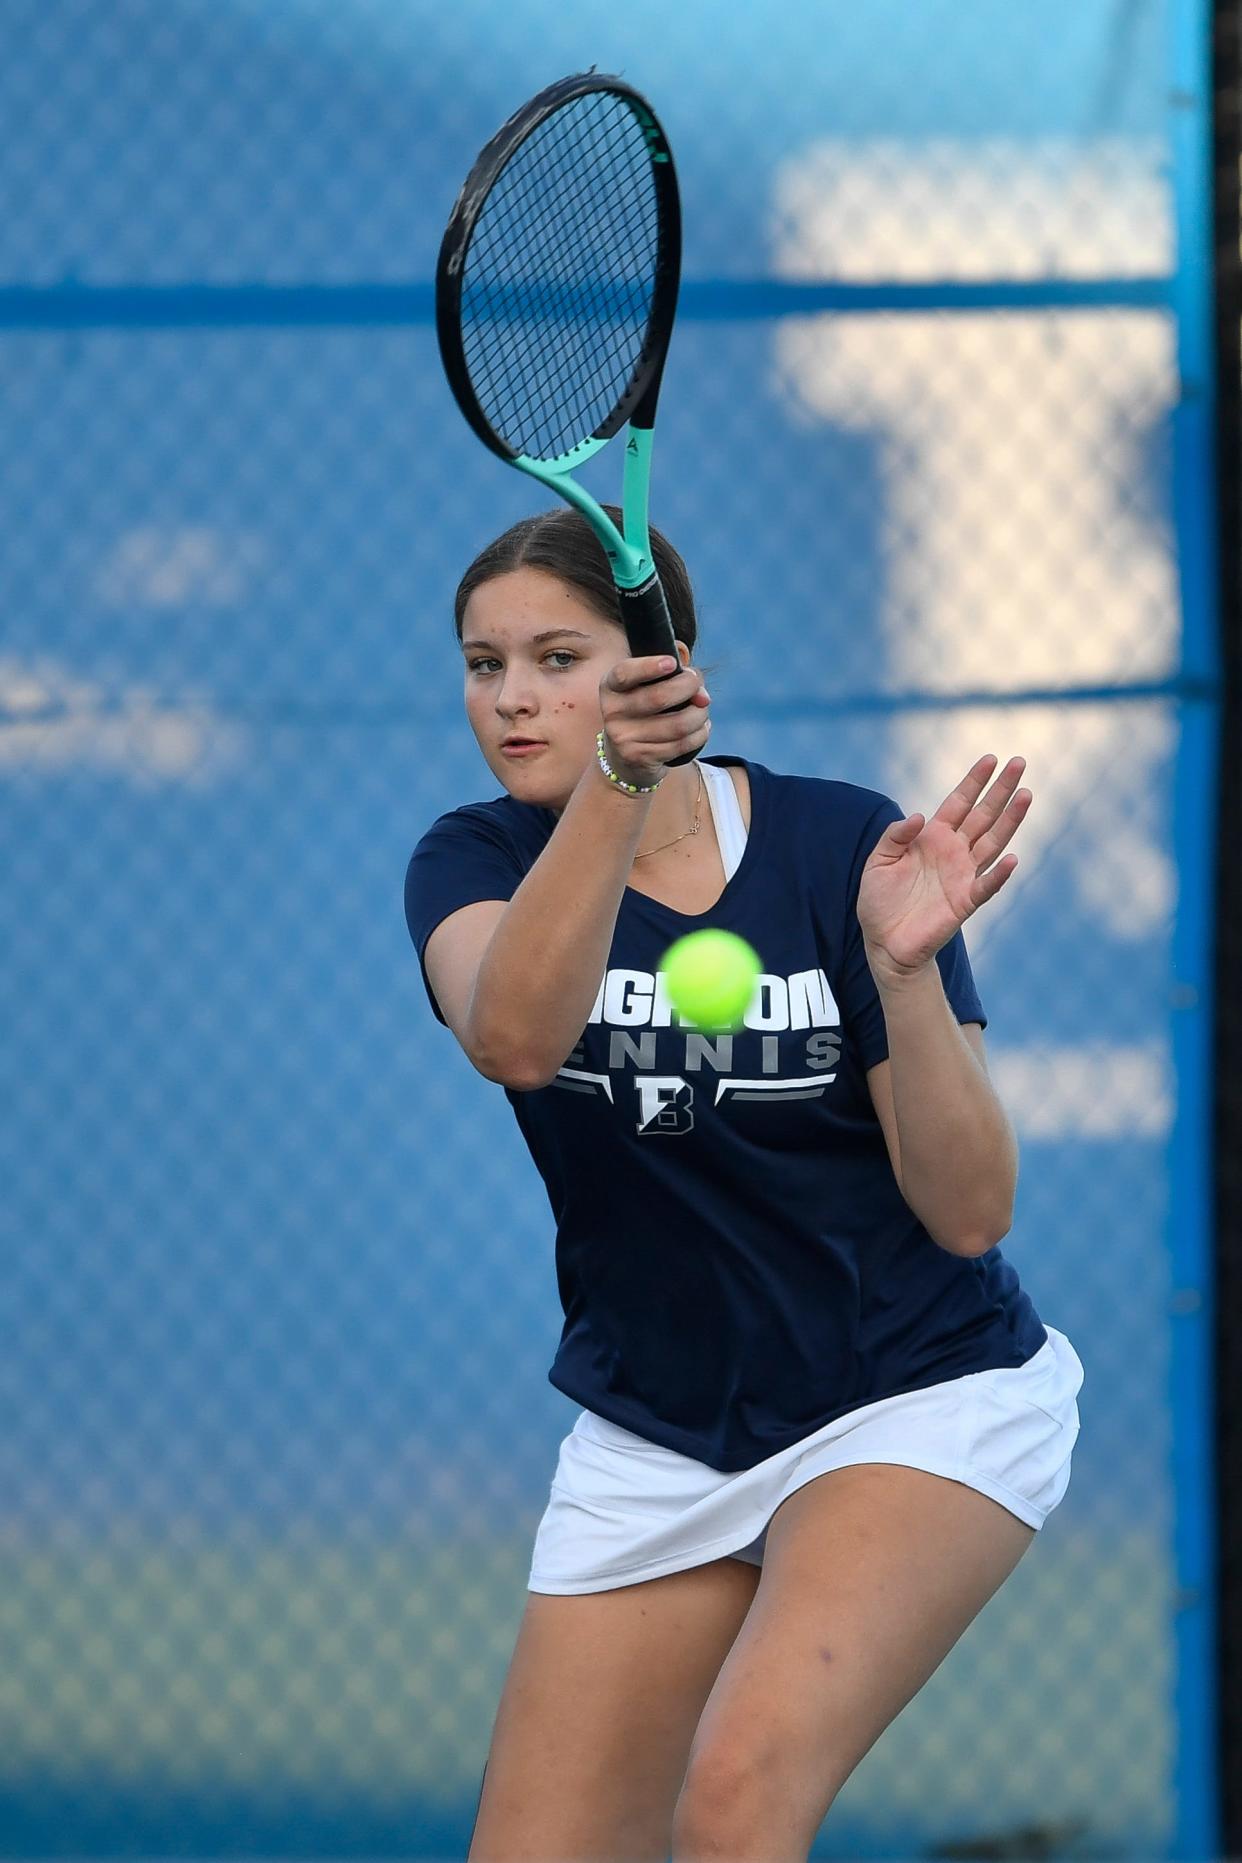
[426,655,710,1089]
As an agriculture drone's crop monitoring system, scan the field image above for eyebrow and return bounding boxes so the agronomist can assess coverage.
[460,628,594,652]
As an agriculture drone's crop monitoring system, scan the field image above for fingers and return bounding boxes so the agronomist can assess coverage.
[971,853,1018,908]
[604,657,704,707]
[932,754,1000,832]
[604,653,679,691]
[872,812,925,858]
[600,657,711,782]
[970,780,1032,873]
[959,755,1027,843]
[934,755,1030,859]
[603,710,712,786]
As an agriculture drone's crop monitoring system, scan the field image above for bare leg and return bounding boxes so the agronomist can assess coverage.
[468,1553,761,1862]
[671,1465,1036,1862]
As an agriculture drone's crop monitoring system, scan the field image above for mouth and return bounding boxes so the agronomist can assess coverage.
[500,738,547,756]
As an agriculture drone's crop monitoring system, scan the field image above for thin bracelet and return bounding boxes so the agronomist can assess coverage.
[595,729,664,796]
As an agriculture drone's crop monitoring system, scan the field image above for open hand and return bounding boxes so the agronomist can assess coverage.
[857,755,1031,984]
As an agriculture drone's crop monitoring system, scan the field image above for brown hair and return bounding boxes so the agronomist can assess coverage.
[453,505,699,654]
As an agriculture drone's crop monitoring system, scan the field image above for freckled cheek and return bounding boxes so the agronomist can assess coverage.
[562,670,607,718]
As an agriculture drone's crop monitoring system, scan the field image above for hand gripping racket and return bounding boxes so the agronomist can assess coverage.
[435,72,694,765]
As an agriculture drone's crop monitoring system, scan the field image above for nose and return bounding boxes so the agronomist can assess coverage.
[495,667,539,720]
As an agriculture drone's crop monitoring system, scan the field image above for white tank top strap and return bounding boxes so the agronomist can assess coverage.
[698,759,748,884]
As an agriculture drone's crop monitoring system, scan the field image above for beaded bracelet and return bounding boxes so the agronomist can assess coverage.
[595,729,664,796]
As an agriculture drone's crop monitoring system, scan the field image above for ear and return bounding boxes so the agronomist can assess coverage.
[676,639,693,669]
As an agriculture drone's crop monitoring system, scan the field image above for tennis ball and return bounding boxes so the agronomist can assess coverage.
[661,929,762,1033]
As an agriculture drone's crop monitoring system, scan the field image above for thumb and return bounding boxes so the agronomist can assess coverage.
[876,811,924,852]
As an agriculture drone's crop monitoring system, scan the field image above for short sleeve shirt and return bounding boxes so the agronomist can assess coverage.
[404,755,1046,1470]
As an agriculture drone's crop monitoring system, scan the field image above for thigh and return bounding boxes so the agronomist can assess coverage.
[676,1465,1035,1856]
[469,1553,761,1863]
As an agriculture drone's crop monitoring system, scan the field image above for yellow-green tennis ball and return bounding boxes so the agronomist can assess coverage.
[661,930,762,1033]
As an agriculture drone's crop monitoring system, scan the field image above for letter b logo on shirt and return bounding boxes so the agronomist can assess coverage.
[635,1076,694,1136]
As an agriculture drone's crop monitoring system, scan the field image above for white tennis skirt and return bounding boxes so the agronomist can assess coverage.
[529,1325,1084,1595]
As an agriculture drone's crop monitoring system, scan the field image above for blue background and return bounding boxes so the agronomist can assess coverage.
[0,1,1219,1857]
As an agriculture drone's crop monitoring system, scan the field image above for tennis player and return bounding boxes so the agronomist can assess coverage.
[404,505,1084,1863]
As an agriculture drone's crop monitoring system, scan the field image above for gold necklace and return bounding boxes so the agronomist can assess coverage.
[635,764,703,860]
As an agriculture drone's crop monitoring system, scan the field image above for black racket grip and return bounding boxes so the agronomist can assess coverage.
[617,574,697,770]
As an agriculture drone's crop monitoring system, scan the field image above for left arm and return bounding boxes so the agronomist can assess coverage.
[866,1017,1016,1258]
[856,753,1031,1259]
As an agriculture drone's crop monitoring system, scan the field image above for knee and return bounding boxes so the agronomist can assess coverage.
[672,1747,760,1857]
[672,1742,811,1860]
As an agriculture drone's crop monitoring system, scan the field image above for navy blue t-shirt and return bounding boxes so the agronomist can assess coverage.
[404,755,1046,1471]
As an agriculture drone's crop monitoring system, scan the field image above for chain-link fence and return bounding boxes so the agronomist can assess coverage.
[1213,3,1242,1851]
[0,1,1220,1858]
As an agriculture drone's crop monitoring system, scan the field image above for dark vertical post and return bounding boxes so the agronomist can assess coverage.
[1212,1,1242,1850]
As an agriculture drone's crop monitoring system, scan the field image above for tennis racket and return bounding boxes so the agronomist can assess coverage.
[435,72,694,765]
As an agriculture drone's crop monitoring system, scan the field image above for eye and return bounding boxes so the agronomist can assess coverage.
[465,649,579,675]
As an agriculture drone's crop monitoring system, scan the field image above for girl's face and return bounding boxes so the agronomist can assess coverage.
[460,566,636,808]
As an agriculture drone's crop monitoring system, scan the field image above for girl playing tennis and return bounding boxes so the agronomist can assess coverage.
[405,506,1083,1863]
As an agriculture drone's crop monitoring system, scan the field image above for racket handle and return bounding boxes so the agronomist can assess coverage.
[617,574,697,770]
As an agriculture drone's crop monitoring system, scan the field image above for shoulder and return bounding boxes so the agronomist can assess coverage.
[403,794,557,950]
[406,792,555,871]
[715,757,899,839]
[787,772,898,825]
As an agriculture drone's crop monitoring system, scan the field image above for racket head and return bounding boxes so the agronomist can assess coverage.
[435,73,682,469]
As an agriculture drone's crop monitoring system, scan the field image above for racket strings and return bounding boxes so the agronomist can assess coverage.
[460,91,663,460]
[515,128,656,422]
[466,105,654,451]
